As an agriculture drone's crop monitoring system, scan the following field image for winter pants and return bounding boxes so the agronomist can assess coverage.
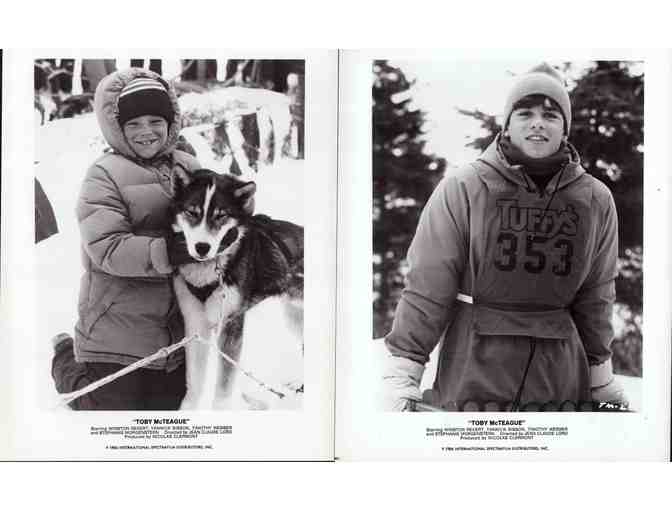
[52,337,186,411]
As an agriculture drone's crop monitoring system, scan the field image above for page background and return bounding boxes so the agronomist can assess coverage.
[1,49,337,461]
[337,48,671,461]
[2,4,672,506]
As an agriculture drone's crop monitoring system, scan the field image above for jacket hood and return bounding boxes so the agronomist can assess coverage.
[478,133,585,192]
[93,68,181,161]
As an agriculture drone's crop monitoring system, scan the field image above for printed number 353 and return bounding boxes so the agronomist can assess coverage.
[494,233,572,276]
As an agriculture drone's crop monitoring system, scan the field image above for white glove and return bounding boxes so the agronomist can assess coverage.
[381,353,425,412]
[590,359,629,409]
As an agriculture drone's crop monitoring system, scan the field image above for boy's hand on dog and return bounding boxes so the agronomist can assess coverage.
[166,232,197,268]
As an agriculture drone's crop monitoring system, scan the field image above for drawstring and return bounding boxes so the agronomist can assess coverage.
[523,163,566,239]
[510,167,565,411]
[518,167,534,193]
[511,339,537,411]
[539,164,566,220]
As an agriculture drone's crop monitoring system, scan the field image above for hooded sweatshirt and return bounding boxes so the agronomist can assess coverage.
[74,68,201,370]
[385,135,618,409]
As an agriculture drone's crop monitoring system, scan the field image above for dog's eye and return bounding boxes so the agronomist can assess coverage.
[185,209,200,220]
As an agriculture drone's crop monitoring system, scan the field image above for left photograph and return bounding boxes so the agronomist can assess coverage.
[34,58,306,412]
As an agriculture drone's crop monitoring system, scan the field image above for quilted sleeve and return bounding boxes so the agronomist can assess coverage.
[385,174,469,365]
[570,184,619,366]
[76,164,172,277]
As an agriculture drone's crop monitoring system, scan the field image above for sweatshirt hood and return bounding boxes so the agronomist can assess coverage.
[477,133,585,192]
[93,68,181,161]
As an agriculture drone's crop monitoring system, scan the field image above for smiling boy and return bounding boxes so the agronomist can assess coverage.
[508,97,564,157]
[382,63,627,412]
[122,115,169,159]
[51,68,200,410]
[117,77,173,159]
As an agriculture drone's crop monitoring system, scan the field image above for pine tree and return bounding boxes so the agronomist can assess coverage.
[570,62,643,376]
[372,60,446,337]
[570,61,643,254]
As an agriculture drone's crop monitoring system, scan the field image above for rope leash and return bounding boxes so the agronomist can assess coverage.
[191,335,289,400]
[207,262,303,401]
[56,250,303,408]
[56,300,302,409]
[55,334,199,409]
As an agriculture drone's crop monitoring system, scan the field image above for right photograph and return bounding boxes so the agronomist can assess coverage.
[373,60,643,412]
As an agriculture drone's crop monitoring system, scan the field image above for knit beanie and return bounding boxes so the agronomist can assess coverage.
[117,76,174,127]
[503,63,571,134]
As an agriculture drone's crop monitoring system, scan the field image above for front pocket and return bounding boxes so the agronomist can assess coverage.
[85,300,114,336]
[83,276,130,335]
[474,305,575,340]
[112,279,173,325]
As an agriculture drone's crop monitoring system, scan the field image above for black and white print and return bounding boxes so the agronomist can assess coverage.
[372,59,643,412]
[35,57,306,412]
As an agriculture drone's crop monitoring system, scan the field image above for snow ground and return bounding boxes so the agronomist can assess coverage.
[35,112,305,411]
[369,339,642,412]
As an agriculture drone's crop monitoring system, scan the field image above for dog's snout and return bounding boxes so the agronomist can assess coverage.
[195,242,211,257]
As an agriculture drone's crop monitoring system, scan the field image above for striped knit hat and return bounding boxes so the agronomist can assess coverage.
[117,75,173,127]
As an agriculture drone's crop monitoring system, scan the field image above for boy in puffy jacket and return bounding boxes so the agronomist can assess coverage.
[51,68,201,410]
[382,63,628,412]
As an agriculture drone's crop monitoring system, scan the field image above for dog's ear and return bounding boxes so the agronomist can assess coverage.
[171,167,193,197]
[234,181,256,214]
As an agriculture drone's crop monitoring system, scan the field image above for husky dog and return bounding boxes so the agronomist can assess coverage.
[170,168,303,410]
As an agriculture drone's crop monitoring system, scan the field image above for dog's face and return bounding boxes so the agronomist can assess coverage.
[172,169,256,261]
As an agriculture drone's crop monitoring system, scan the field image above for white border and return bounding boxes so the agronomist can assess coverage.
[1,49,337,460]
[336,49,671,460]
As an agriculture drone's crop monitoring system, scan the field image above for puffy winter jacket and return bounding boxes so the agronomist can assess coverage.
[385,136,618,409]
[74,68,200,369]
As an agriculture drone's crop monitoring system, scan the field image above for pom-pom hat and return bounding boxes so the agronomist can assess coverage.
[117,76,174,127]
[503,63,571,135]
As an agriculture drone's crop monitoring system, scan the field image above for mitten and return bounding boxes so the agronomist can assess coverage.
[166,232,197,268]
[381,353,424,412]
[590,359,629,408]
